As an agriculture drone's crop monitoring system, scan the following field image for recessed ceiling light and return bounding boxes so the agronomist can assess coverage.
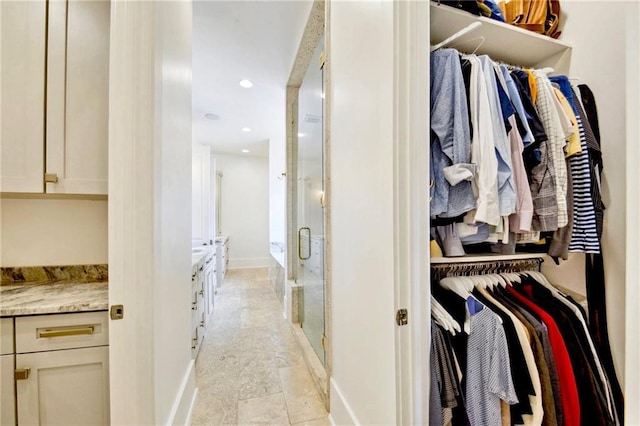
[239,80,253,88]
[204,113,220,120]
[242,127,251,132]
[242,149,250,153]
[298,133,305,137]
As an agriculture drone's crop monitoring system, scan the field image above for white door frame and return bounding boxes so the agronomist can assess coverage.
[393,1,430,424]
[108,1,156,422]
[108,1,196,424]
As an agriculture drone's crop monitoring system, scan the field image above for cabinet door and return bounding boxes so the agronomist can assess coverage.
[216,242,224,287]
[0,0,46,193]
[46,0,110,194]
[16,346,109,425]
[1,354,15,426]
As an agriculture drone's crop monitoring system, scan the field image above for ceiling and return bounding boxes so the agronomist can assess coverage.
[192,1,314,157]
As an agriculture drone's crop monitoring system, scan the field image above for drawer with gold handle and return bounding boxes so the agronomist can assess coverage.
[16,312,108,353]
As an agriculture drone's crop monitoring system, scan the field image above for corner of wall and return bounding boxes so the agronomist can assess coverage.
[329,378,360,426]
[164,360,197,426]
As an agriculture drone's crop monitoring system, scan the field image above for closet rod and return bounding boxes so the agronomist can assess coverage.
[431,257,543,278]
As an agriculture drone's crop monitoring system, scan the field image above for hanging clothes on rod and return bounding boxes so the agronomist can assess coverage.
[429,47,603,261]
[429,258,620,426]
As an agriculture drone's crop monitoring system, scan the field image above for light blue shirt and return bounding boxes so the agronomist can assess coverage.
[430,49,476,218]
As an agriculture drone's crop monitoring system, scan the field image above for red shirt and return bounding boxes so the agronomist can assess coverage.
[506,285,580,426]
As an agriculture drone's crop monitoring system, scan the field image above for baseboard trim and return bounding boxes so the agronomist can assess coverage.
[227,257,269,269]
[165,359,197,425]
[184,388,198,426]
[329,377,360,425]
[291,325,328,408]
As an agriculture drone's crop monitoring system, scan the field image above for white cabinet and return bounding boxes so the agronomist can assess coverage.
[0,0,46,193]
[16,346,110,425]
[0,0,110,195]
[46,0,110,194]
[1,354,15,425]
[192,145,214,244]
[14,312,110,425]
[216,236,229,287]
[1,318,15,425]
[204,251,217,321]
[191,261,206,358]
[191,249,216,359]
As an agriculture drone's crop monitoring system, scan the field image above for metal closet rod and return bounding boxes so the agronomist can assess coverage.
[431,257,544,278]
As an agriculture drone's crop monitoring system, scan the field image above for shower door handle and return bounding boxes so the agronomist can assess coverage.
[298,227,311,260]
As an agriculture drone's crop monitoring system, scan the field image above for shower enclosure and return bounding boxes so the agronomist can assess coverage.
[296,40,325,365]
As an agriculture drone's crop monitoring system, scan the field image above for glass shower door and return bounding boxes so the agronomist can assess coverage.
[296,40,325,365]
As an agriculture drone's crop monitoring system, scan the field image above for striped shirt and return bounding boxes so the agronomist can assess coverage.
[568,110,601,253]
[466,307,518,426]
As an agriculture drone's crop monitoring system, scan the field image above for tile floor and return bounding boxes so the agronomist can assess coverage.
[191,268,329,425]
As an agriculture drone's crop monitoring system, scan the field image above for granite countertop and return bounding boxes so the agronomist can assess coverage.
[0,265,108,317]
[1,281,108,317]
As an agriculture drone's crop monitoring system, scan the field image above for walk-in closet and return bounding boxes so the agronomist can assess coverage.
[426,2,634,425]
[312,2,640,424]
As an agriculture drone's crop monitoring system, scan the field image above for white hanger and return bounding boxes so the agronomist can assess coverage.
[489,273,504,289]
[478,273,494,289]
[440,276,473,298]
[431,297,461,335]
[501,272,520,285]
[447,36,486,55]
[495,273,510,288]
[430,22,483,52]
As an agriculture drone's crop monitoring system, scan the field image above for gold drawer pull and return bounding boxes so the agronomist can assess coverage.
[15,368,30,380]
[38,326,95,338]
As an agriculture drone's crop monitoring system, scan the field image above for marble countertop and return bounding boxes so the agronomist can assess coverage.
[192,246,215,268]
[0,281,108,317]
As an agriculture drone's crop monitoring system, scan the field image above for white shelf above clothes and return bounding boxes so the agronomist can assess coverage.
[430,2,572,72]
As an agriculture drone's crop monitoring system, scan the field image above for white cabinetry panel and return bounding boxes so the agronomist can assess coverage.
[1,354,15,425]
[16,346,110,425]
[0,0,110,195]
[0,0,46,193]
[46,0,110,194]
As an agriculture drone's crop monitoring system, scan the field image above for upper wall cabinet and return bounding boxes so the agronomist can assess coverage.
[1,1,47,193]
[1,0,110,195]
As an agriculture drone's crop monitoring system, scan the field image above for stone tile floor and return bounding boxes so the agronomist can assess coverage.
[191,268,329,425]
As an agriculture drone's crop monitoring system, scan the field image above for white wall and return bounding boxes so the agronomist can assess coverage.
[270,133,286,250]
[328,2,397,425]
[0,199,107,267]
[152,2,194,423]
[213,153,269,268]
[560,1,629,388]
[108,1,195,424]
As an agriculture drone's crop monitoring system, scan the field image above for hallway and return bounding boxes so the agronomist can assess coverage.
[191,268,328,425]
